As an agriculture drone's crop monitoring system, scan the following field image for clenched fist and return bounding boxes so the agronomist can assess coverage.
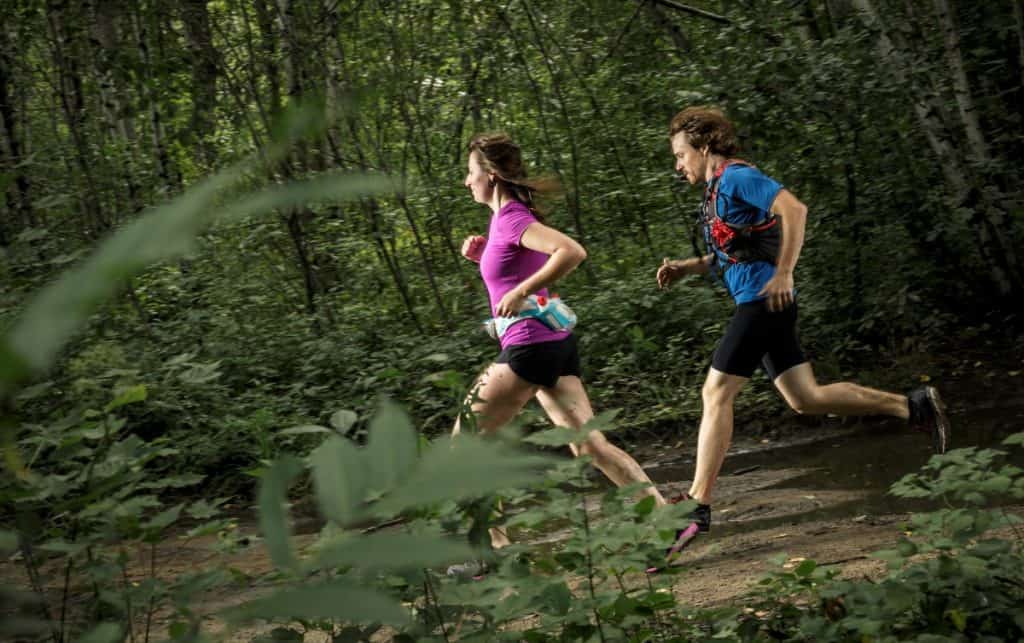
[461,235,487,263]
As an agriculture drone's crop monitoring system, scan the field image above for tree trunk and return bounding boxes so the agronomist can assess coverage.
[180,0,219,169]
[46,0,105,235]
[90,0,143,217]
[0,25,34,238]
[852,0,1020,295]
[131,3,178,193]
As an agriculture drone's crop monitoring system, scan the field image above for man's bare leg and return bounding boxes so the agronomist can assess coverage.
[688,368,747,504]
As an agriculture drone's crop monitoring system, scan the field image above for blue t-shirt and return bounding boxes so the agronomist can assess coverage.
[705,164,783,304]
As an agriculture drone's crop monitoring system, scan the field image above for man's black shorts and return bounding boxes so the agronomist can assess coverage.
[496,333,581,388]
[711,300,807,380]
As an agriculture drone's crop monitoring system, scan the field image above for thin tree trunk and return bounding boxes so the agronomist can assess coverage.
[253,0,282,118]
[46,0,105,235]
[132,3,178,192]
[1014,0,1024,94]
[520,0,591,267]
[0,26,34,237]
[91,0,142,217]
[932,0,989,163]
[180,0,220,169]
[536,16,656,257]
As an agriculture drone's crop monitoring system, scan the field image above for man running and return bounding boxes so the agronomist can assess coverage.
[656,106,951,564]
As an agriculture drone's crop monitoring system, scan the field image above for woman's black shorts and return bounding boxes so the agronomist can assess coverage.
[496,333,581,388]
[711,300,807,380]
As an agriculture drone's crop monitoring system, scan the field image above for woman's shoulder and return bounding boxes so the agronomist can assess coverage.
[498,199,534,217]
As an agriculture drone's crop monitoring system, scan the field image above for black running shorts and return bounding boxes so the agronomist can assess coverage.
[711,300,807,380]
[496,334,581,388]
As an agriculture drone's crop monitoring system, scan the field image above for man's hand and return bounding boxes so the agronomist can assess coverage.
[758,270,795,312]
[461,235,487,263]
[657,258,691,290]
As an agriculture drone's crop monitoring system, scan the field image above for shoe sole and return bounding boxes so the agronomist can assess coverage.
[926,386,951,454]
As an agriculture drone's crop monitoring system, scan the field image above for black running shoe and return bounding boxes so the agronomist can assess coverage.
[445,559,489,580]
[908,386,951,454]
[647,494,711,573]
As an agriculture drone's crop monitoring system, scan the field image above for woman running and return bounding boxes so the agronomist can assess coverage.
[447,133,667,576]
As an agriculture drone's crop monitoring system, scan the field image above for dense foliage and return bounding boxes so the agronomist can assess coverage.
[2,0,1024,641]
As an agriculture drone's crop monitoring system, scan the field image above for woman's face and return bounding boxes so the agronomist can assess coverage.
[464,151,493,205]
[671,132,707,185]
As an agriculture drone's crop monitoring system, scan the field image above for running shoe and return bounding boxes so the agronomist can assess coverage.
[647,493,711,572]
[445,559,489,580]
[908,386,951,454]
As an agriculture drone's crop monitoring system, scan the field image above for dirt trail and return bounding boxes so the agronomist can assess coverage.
[5,371,1023,641]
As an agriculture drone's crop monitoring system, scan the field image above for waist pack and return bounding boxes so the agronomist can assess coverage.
[483,294,577,340]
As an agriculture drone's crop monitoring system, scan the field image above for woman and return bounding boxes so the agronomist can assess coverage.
[447,133,667,577]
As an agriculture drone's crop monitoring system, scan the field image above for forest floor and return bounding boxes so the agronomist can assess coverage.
[4,347,1023,641]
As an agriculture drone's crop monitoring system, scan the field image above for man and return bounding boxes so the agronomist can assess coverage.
[656,106,951,563]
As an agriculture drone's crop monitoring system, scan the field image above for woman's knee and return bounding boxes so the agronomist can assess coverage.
[577,430,610,459]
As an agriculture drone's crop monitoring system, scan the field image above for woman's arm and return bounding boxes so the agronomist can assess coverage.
[493,222,585,316]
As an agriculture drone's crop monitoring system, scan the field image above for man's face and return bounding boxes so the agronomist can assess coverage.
[671,132,705,185]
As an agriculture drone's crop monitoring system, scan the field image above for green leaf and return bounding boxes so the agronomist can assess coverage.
[794,559,817,577]
[365,400,417,492]
[252,627,304,643]
[230,581,408,625]
[310,437,365,526]
[633,495,656,516]
[374,436,553,516]
[897,539,918,557]
[104,384,147,412]
[75,623,122,643]
[539,581,573,616]
[257,456,303,572]
[946,608,967,632]
[330,409,358,433]
[279,424,332,436]
[312,532,477,571]
[581,409,623,433]
[37,540,87,556]
[0,530,17,553]
[1002,432,1024,446]
[524,426,587,447]
[144,504,183,531]
[187,498,227,519]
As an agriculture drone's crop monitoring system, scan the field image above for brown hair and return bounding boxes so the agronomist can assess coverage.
[467,133,561,220]
[668,106,740,157]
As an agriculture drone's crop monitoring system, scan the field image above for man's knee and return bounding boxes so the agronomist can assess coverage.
[702,379,737,407]
[786,390,822,415]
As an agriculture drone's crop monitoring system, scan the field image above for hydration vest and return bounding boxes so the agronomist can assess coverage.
[699,160,781,269]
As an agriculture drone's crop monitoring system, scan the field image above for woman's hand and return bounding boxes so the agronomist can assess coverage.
[461,235,487,263]
[758,270,795,311]
[657,258,691,289]
[495,289,529,317]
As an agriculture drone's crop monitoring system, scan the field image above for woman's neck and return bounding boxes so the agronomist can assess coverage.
[489,188,513,214]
